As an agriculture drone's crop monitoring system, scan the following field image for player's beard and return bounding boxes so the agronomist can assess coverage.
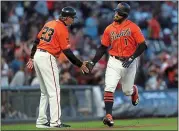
[113,15,126,23]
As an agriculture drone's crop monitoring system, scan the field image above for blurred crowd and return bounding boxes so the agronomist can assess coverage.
[1,1,178,90]
[1,100,28,119]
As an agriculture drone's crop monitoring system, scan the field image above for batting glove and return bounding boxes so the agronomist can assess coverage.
[86,61,95,73]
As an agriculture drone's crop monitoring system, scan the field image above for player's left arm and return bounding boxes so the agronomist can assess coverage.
[26,37,40,70]
[30,38,40,59]
[130,41,147,59]
[30,25,44,59]
[26,27,43,70]
[122,26,147,68]
[122,41,147,68]
[132,25,148,58]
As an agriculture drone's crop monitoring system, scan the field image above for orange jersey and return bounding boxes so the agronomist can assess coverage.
[37,20,70,57]
[101,20,145,57]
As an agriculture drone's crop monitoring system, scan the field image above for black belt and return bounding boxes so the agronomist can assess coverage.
[38,49,47,52]
[111,55,128,61]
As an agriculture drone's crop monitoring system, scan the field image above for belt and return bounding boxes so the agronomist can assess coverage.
[110,55,128,61]
[37,49,47,52]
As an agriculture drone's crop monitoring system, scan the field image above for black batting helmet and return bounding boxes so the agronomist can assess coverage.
[60,6,77,18]
[114,2,130,17]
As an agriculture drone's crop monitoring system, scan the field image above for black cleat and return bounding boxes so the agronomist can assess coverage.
[36,121,50,128]
[52,123,71,128]
[103,114,114,127]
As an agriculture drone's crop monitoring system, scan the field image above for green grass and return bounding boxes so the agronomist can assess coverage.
[1,117,178,130]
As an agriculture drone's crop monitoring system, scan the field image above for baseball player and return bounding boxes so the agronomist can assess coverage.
[87,2,147,127]
[26,7,89,128]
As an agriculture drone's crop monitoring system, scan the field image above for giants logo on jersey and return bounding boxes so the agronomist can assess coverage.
[110,28,131,42]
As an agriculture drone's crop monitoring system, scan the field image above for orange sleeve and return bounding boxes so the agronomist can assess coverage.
[101,27,110,47]
[56,26,70,50]
[37,30,42,39]
[37,25,45,39]
[132,25,145,44]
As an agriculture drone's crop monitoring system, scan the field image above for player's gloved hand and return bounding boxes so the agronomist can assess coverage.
[80,61,90,74]
[122,56,135,68]
[86,61,95,73]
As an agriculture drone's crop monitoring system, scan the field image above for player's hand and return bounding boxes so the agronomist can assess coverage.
[80,61,90,74]
[86,61,95,73]
[122,57,134,68]
[26,58,34,70]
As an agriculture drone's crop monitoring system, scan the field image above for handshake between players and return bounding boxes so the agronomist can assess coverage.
[80,61,95,74]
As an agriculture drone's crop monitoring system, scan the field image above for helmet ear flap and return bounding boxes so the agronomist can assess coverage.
[59,16,68,21]
[64,17,68,21]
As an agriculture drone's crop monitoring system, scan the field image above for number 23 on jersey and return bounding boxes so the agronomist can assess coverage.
[40,26,55,42]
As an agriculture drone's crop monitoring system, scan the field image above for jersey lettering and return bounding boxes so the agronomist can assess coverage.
[40,26,54,42]
[37,20,70,57]
[101,20,145,57]
[110,28,131,42]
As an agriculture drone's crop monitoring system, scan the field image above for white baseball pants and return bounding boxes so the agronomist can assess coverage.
[34,50,61,126]
[105,56,138,95]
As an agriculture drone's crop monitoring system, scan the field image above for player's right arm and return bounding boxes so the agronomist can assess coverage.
[91,26,110,64]
[85,26,110,72]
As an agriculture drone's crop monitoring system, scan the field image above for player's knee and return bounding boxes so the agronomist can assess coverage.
[41,90,47,95]
[48,92,57,98]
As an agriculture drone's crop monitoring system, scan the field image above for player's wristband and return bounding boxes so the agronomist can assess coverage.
[90,61,95,66]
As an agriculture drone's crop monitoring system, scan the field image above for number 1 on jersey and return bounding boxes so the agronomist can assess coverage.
[124,38,128,46]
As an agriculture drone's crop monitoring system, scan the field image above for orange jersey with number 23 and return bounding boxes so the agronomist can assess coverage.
[101,20,145,57]
[37,20,70,57]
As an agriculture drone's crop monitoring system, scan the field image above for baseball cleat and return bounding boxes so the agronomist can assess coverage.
[50,123,71,128]
[131,85,139,106]
[36,121,50,128]
[103,114,114,127]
